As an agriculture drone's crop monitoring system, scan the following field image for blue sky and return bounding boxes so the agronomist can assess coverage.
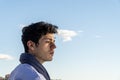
[0,0,120,80]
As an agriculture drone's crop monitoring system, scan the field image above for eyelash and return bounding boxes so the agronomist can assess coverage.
[45,40,55,44]
[46,41,51,43]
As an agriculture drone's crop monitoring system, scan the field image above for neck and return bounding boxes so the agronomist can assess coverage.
[35,57,45,64]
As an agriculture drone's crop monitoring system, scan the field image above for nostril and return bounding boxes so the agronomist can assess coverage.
[50,43,56,49]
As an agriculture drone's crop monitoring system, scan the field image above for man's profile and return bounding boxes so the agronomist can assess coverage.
[8,21,58,80]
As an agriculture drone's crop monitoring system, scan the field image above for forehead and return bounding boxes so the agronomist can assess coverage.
[41,33,55,39]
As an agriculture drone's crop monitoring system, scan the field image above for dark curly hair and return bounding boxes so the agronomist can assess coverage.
[21,21,58,52]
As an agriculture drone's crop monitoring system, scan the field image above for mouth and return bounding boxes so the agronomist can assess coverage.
[50,51,54,56]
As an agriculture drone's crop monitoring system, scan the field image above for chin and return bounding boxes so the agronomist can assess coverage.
[47,58,53,61]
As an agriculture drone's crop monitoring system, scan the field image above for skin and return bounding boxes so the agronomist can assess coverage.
[27,33,56,64]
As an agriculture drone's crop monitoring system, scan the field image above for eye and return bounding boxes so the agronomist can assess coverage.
[45,40,50,43]
[44,39,51,43]
[43,38,55,44]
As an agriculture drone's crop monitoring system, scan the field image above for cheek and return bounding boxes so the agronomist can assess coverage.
[41,44,50,51]
[45,43,51,47]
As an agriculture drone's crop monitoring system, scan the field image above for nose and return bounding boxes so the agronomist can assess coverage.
[50,43,56,50]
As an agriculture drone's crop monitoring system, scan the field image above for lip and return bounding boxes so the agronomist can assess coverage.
[50,51,54,56]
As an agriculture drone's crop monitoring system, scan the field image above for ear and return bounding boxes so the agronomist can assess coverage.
[27,40,35,51]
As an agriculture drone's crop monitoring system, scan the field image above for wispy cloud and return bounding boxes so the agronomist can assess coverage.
[57,29,78,42]
[0,54,14,60]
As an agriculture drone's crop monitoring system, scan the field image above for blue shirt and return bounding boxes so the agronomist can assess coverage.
[8,64,46,80]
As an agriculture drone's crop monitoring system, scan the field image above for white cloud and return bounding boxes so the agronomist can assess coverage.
[57,29,78,42]
[0,54,14,60]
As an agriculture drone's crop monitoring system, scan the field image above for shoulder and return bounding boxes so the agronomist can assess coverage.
[9,64,46,80]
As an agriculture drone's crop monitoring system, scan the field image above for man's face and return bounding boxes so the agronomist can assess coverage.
[33,33,56,63]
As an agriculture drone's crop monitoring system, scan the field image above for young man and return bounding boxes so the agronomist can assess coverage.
[8,21,58,80]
